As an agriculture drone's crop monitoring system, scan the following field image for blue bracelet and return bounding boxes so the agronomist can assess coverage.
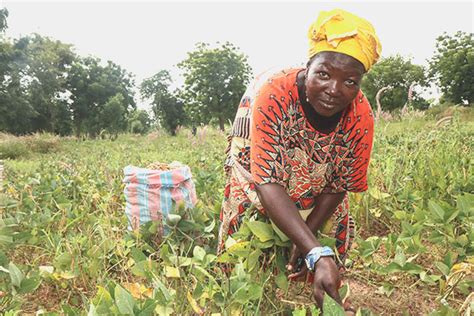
[304,246,335,272]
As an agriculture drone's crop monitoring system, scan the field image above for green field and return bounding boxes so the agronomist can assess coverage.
[0,112,473,315]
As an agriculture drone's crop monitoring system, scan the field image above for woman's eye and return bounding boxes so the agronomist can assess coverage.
[317,72,329,79]
[345,79,357,86]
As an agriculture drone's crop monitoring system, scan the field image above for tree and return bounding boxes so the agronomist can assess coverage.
[361,55,428,112]
[0,8,8,33]
[21,34,76,133]
[140,70,186,136]
[0,29,76,135]
[128,109,152,135]
[0,11,136,137]
[67,57,136,137]
[178,42,252,130]
[429,31,474,105]
[100,93,128,139]
[66,57,99,137]
[0,37,37,134]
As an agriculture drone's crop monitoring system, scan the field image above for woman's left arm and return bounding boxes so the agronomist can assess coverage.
[287,192,346,274]
[306,192,346,233]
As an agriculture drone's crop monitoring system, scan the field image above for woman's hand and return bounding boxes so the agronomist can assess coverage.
[287,244,307,280]
[287,244,309,281]
[312,257,343,308]
[288,250,354,313]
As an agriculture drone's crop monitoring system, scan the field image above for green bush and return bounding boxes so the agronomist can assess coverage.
[0,133,60,159]
[425,103,474,121]
[24,136,60,154]
[0,140,29,159]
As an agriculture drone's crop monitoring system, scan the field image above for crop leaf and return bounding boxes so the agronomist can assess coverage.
[114,284,136,315]
[323,292,345,316]
[9,262,24,287]
[246,221,274,242]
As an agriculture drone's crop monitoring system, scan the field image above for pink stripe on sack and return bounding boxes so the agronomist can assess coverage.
[172,168,186,184]
[124,168,138,185]
[190,182,197,205]
[143,168,163,237]
[147,170,162,186]
[148,188,161,221]
[128,183,141,230]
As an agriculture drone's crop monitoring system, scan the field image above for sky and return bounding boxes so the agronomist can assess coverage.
[1,0,473,108]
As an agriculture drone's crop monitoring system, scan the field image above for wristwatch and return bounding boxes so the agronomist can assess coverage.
[304,246,335,272]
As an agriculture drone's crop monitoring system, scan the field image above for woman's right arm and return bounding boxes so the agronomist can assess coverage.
[255,183,343,308]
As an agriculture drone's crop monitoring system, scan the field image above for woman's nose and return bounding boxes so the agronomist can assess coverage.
[326,80,342,97]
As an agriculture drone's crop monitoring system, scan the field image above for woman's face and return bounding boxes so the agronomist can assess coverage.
[305,51,365,117]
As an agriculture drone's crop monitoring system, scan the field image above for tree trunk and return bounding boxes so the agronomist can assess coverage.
[75,120,82,139]
[402,82,416,113]
[375,86,391,121]
[0,160,3,192]
[218,116,225,131]
[110,133,118,141]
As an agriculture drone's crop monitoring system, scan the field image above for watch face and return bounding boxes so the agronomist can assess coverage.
[305,253,319,272]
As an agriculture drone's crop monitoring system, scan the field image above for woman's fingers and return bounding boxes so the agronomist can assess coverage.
[345,309,356,316]
[312,257,344,307]
[313,278,342,309]
[288,265,307,280]
[322,266,343,305]
[287,244,300,271]
[324,282,343,305]
[312,282,325,307]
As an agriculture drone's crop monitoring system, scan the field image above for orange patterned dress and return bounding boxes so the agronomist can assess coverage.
[218,68,374,265]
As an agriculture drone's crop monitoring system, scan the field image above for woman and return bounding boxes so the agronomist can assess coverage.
[218,9,381,310]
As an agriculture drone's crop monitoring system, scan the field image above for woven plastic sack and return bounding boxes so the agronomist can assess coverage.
[123,162,197,236]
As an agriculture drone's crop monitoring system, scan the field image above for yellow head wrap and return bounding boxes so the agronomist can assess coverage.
[308,9,382,71]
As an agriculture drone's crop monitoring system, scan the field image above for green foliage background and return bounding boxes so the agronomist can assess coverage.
[1,7,472,137]
[429,31,474,104]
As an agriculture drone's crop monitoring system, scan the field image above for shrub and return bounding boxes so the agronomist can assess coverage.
[0,140,29,159]
[0,133,60,159]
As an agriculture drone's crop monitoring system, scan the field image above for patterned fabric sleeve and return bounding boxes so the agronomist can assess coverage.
[324,96,374,193]
[250,83,287,187]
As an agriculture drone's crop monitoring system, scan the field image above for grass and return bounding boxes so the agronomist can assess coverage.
[0,112,473,315]
[0,133,61,159]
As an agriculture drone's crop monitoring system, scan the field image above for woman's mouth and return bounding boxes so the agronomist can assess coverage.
[318,100,338,110]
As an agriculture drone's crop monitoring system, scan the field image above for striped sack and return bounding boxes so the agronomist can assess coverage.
[123,164,197,236]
